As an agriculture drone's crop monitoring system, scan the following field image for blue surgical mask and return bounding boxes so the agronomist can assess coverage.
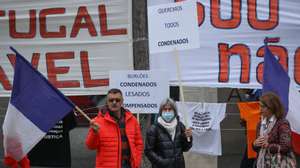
[161,111,175,123]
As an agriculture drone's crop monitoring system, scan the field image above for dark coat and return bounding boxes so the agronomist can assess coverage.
[145,121,192,168]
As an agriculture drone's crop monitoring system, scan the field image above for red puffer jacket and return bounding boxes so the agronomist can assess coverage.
[86,107,144,168]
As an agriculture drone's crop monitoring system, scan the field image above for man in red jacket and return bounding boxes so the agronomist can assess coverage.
[86,88,144,168]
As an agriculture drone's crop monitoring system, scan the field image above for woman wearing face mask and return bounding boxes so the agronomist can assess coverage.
[145,98,193,168]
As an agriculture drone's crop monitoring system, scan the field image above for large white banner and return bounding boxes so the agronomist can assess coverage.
[110,70,169,113]
[148,0,300,89]
[0,0,133,96]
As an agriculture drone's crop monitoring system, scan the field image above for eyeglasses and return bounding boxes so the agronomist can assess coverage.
[108,98,121,103]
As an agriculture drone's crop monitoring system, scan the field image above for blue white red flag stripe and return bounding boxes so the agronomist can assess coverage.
[2,47,74,161]
[262,43,300,154]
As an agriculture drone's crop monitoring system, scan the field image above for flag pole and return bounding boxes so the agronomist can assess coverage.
[174,48,191,142]
[74,106,92,122]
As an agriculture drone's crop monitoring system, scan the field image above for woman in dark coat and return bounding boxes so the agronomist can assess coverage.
[145,98,192,168]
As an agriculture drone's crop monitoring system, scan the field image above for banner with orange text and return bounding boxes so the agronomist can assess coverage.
[148,0,300,89]
[0,0,133,96]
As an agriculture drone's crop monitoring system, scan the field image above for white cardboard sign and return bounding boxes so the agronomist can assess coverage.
[148,0,199,54]
[109,70,169,113]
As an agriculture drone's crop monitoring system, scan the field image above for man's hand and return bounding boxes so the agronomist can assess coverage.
[90,120,100,133]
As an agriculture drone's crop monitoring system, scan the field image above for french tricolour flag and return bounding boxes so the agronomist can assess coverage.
[262,41,300,154]
[2,47,75,161]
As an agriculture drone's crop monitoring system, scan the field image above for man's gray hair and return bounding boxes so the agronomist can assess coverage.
[158,98,178,116]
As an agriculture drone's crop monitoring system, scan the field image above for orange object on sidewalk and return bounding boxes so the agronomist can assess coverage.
[238,102,260,158]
